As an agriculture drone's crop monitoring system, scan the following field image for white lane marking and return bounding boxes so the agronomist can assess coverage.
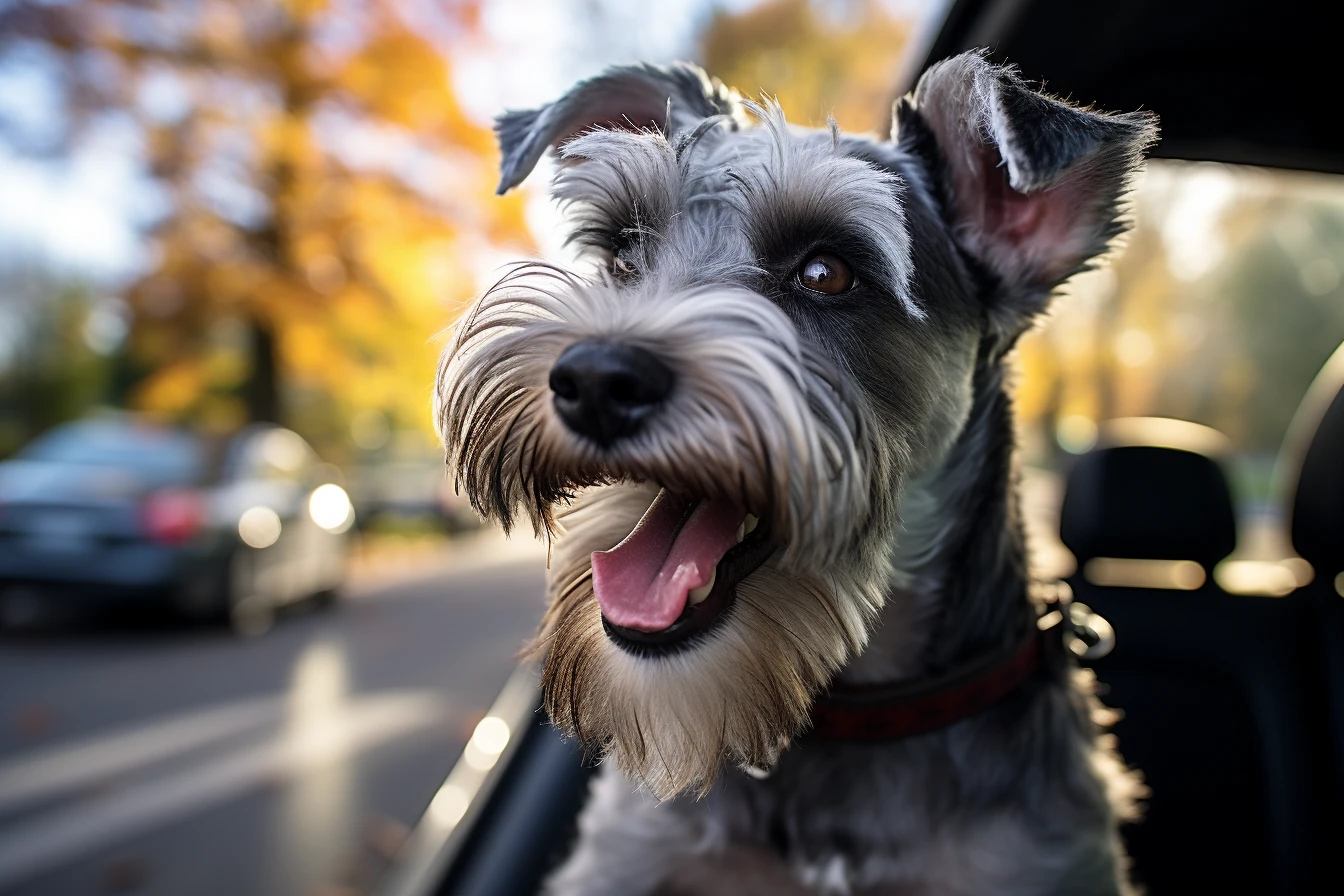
[0,697,284,814]
[0,690,448,889]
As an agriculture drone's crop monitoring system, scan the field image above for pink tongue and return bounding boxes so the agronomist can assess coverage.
[591,490,744,632]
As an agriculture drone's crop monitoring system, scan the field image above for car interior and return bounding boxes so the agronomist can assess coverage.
[1061,416,1335,893]
[373,1,1343,894]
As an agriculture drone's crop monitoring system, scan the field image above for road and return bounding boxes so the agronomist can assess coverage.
[0,531,547,896]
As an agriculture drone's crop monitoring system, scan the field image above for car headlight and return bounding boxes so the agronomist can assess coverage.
[308,484,354,533]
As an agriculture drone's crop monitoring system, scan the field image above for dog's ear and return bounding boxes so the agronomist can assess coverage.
[494,62,739,195]
[898,52,1157,321]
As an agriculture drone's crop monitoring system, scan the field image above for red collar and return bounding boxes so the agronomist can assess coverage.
[808,610,1067,742]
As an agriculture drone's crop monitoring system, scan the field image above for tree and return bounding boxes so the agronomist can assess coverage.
[0,0,531,457]
[0,263,112,456]
[700,0,911,133]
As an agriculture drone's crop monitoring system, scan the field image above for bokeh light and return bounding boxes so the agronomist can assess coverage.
[238,505,282,549]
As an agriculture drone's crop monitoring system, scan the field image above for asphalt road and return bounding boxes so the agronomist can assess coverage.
[0,531,547,896]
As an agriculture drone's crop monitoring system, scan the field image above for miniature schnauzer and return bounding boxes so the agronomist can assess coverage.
[436,51,1157,896]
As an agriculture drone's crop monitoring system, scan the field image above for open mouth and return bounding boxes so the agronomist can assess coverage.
[594,488,777,655]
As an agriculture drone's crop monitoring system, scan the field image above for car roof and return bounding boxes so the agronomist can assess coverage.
[904,0,1338,175]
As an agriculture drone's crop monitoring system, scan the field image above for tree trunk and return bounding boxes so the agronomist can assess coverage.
[245,316,281,424]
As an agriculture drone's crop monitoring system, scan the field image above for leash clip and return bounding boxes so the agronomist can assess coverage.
[1038,582,1116,663]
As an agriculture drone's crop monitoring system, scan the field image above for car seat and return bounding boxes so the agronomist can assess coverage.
[1060,418,1327,895]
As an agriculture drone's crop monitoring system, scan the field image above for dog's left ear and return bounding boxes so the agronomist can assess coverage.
[898,52,1158,325]
[494,63,740,194]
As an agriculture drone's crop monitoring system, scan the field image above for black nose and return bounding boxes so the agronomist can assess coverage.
[548,340,675,446]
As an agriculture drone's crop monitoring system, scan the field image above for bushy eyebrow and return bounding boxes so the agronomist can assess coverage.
[711,110,919,317]
[550,129,684,257]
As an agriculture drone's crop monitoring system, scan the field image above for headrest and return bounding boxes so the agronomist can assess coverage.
[1059,418,1237,570]
[1285,343,1344,576]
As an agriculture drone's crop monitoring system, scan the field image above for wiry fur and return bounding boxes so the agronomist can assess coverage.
[436,51,1156,895]
[540,483,867,797]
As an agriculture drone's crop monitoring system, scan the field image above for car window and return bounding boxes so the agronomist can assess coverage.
[1016,160,1344,576]
[18,420,204,486]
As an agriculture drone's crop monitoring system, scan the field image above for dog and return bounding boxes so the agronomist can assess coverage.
[435,51,1157,896]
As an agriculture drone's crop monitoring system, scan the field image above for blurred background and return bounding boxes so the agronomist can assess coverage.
[0,1,1341,894]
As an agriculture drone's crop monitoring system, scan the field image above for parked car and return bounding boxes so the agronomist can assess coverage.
[0,416,353,633]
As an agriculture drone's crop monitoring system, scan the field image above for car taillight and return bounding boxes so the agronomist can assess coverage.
[142,490,205,544]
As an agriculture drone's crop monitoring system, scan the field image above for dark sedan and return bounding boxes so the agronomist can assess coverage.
[0,416,353,633]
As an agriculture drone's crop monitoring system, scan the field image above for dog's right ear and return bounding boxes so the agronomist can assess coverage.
[494,63,739,195]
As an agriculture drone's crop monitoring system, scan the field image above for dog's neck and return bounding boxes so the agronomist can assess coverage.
[841,348,1032,685]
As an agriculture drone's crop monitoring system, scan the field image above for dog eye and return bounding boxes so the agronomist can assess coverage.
[608,232,639,279]
[796,252,854,295]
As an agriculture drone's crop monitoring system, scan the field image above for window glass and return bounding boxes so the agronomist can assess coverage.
[1017,161,1344,572]
[19,419,204,486]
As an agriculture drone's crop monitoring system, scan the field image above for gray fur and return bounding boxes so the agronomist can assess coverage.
[436,53,1155,895]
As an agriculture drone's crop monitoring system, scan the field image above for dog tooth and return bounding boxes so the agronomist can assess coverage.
[734,521,746,544]
[742,514,759,536]
[688,570,716,605]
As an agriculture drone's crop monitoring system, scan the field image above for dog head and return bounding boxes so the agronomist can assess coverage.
[436,52,1155,798]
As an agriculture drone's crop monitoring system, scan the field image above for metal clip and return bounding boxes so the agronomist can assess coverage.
[1066,601,1116,661]
[1036,581,1115,663]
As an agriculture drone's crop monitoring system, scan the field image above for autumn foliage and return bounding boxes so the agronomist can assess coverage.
[0,0,531,457]
[701,0,910,134]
